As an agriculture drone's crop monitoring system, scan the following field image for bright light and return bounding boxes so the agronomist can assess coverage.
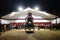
[15,20,25,23]
[15,20,49,23]
[34,20,49,22]
[1,19,10,24]
[34,6,39,10]
[18,7,23,11]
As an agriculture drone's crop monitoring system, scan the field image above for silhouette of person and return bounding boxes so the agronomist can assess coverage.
[25,13,33,24]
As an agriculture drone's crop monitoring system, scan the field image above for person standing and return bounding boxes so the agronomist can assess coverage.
[25,13,33,24]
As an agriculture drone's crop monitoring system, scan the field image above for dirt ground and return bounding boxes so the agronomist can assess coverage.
[0,29,60,40]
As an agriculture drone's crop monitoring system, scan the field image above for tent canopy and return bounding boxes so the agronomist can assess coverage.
[2,7,56,20]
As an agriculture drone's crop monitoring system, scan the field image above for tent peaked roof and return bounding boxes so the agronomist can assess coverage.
[2,7,57,19]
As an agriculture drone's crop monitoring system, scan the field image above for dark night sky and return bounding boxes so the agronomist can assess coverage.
[0,0,60,17]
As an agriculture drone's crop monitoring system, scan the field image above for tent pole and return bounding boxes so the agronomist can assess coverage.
[50,19,52,30]
[55,16,58,29]
[14,20,15,23]
[0,19,1,23]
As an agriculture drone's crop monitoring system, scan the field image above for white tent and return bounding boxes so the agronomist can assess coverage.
[1,7,57,24]
[2,7,56,19]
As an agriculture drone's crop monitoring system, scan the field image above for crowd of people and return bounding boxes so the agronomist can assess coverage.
[0,22,58,35]
[0,23,25,35]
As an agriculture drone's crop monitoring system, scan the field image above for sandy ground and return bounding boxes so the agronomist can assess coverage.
[0,29,60,40]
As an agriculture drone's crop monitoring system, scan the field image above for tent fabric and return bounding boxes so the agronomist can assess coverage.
[1,19,50,24]
[2,7,56,19]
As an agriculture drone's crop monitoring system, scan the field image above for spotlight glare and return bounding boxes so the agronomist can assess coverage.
[34,6,39,10]
[18,7,23,11]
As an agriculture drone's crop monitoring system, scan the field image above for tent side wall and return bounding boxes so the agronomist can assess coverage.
[51,17,60,29]
[1,19,15,24]
[51,18,60,24]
